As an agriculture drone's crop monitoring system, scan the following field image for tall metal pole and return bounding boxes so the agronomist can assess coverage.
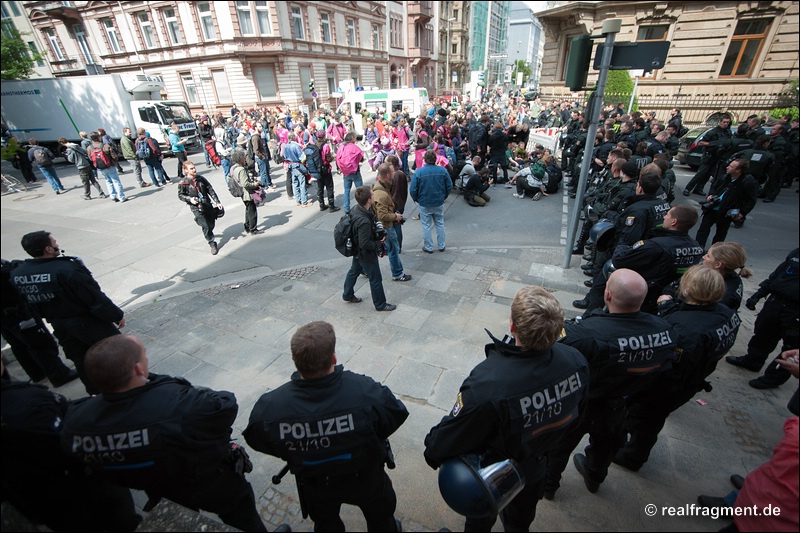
[562,19,622,269]
[628,75,639,113]
[446,19,451,91]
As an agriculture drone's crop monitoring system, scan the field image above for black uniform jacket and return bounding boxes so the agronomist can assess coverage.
[613,194,671,247]
[756,248,799,305]
[423,331,590,469]
[10,256,123,325]
[561,311,676,400]
[61,374,237,493]
[244,365,408,478]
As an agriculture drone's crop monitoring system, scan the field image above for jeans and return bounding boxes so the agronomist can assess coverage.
[256,156,272,187]
[203,143,212,165]
[39,165,64,192]
[99,167,125,200]
[384,225,405,278]
[398,150,409,175]
[419,204,445,252]
[343,256,387,310]
[174,150,187,178]
[291,166,308,204]
[78,167,104,198]
[221,158,231,180]
[144,157,167,186]
[343,170,363,213]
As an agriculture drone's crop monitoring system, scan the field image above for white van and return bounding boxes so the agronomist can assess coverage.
[336,88,430,135]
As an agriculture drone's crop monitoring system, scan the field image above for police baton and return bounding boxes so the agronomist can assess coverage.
[272,464,290,485]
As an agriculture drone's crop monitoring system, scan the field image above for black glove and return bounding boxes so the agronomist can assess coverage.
[745,295,761,311]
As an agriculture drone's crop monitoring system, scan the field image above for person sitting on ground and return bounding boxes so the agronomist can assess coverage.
[509,159,549,201]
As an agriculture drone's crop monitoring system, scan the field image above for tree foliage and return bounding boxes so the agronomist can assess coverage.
[511,60,532,86]
[603,70,638,112]
[1,26,42,80]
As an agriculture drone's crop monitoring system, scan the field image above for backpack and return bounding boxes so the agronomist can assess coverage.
[304,143,323,176]
[205,139,221,165]
[90,144,112,169]
[273,144,285,164]
[33,148,53,167]
[333,212,356,257]
[545,164,563,194]
[677,125,689,138]
[136,138,152,159]
[226,164,245,198]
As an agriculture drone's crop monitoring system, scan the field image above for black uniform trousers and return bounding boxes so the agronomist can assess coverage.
[159,467,266,532]
[695,209,733,250]
[743,295,798,386]
[0,315,72,382]
[51,316,120,394]
[465,457,546,533]
[317,167,335,206]
[616,379,694,468]
[299,466,398,532]
[545,397,626,494]
[762,164,786,201]
[583,250,612,314]
[684,156,719,194]
[192,208,217,244]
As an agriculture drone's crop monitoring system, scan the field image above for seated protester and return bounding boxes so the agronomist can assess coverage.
[541,154,563,195]
[505,142,521,171]
[510,159,549,201]
[464,162,493,207]
[514,143,529,165]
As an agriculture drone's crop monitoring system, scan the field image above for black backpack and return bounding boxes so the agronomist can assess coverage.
[545,164,563,194]
[333,213,356,257]
[304,143,323,176]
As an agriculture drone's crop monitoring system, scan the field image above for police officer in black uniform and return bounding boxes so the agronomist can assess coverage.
[1,258,78,386]
[684,115,732,196]
[60,335,268,532]
[10,231,124,394]
[574,165,671,312]
[545,269,676,498]
[611,205,705,313]
[695,158,758,249]
[2,360,140,532]
[727,248,799,390]
[424,286,590,531]
[614,266,741,471]
[244,321,408,532]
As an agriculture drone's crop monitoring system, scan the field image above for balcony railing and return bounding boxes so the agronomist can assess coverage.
[38,1,81,22]
[408,2,433,19]
[50,55,104,75]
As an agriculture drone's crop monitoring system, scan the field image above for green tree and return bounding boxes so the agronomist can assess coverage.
[603,69,638,112]
[1,26,43,80]
[511,60,532,86]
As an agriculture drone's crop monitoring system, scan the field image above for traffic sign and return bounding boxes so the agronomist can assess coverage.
[311,91,318,98]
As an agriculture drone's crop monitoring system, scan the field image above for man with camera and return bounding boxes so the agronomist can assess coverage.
[695,158,758,249]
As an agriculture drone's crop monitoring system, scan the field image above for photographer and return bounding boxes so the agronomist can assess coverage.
[696,158,758,249]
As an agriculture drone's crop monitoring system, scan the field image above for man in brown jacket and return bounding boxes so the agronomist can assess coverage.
[372,163,412,282]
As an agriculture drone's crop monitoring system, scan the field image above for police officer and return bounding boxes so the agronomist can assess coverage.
[2,360,140,531]
[244,321,408,532]
[10,231,124,394]
[1,258,78,386]
[727,248,799,390]
[60,335,268,532]
[611,205,705,313]
[684,114,732,196]
[733,135,774,187]
[424,287,590,531]
[614,266,741,471]
[546,270,675,498]
[574,165,671,312]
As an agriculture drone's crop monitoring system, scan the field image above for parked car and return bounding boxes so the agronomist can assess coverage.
[676,126,712,170]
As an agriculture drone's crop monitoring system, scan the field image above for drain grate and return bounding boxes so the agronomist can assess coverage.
[278,266,320,280]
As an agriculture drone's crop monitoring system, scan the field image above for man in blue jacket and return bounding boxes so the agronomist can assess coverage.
[410,150,452,253]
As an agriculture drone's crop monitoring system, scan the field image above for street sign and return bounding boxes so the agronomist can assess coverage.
[489,54,508,59]
[311,91,317,98]
[593,41,670,71]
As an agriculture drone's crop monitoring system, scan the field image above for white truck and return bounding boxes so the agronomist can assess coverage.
[336,87,430,136]
[0,74,197,155]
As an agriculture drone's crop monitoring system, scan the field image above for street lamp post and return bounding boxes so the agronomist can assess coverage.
[445,17,456,91]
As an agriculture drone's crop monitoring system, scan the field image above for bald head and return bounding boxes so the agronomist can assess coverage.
[604,269,647,313]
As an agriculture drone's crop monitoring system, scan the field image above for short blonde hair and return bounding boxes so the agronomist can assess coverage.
[679,265,726,305]
[511,286,564,350]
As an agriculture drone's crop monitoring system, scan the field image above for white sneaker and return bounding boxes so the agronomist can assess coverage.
[505,184,514,189]
[512,193,524,199]
[533,192,542,201]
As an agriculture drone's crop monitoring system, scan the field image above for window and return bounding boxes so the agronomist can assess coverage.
[453,8,459,22]
[181,73,199,105]
[236,1,254,36]
[211,69,232,103]
[291,6,304,39]
[452,43,457,54]
[424,24,433,50]
[375,67,383,88]
[415,24,421,47]
[351,66,360,88]
[255,1,271,35]
[138,12,156,48]
[390,14,403,48]
[720,19,771,78]
[299,65,312,98]
[27,41,44,66]
[372,23,380,50]
[326,66,337,94]
[73,25,95,65]
[45,28,65,60]
[104,20,123,53]
[320,12,331,43]
[1,9,14,39]
[197,3,216,40]
[254,66,277,99]
[637,25,668,41]
[163,8,181,45]
[346,18,356,47]
[9,1,22,16]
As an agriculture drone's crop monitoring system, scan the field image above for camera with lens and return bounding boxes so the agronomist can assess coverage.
[374,220,387,240]
[700,196,721,212]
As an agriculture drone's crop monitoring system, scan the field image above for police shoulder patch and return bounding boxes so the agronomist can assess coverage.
[625,216,636,226]
[632,240,645,249]
[450,392,464,417]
